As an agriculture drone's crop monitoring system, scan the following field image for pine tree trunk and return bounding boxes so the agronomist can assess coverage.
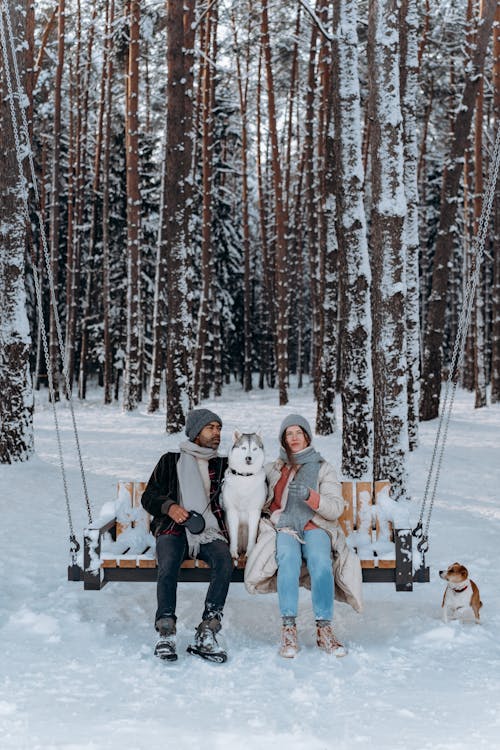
[492,1,500,403]
[101,0,114,405]
[194,6,216,402]
[147,123,167,413]
[303,18,320,398]
[461,1,477,393]
[0,0,34,463]
[48,0,65,401]
[232,10,253,392]
[65,59,76,391]
[333,0,373,478]
[400,0,420,449]
[419,0,496,420]
[261,0,288,405]
[76,0,97,399]
[122,0,142,411]
[164,0,194,431]
[474,64,487,408]
[368,0,408,498]
[315,9,337,436]
[256,44,276,390]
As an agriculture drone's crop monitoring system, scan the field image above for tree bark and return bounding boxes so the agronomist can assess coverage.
[164,0,195,431]
[333,0,373,477]
[492,0,500,403]
[400,0,420,449]
[261,0,289,405]
[48,0,65,401]
[194,5,217,402]
[122,0,142,410]
[368,0,408,498]
[420,0,496,420]
[315,3,337,436]
[101,0,115,405]
[0,0,34,462]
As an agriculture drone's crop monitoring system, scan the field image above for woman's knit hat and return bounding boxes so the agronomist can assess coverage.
[278,413,313,443]
[185,408,222,441]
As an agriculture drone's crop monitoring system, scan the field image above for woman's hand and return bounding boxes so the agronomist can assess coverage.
[288,482,310,503]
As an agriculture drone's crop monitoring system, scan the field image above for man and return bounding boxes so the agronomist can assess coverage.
[141,408,233,663]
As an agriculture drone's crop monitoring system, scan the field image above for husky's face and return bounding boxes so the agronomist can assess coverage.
[228,431,265,474]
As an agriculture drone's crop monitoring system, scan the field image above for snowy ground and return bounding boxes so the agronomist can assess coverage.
[1,381,499,750]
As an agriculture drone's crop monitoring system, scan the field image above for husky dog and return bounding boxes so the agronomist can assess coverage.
[222,431,267,562]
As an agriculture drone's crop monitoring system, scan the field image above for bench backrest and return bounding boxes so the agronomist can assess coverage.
[113,478,395,542]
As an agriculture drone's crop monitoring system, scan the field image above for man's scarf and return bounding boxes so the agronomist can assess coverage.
[177,440,227,557]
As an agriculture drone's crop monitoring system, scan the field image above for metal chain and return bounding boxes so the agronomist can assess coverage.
[0,3,93,529]
[415,124,500,553]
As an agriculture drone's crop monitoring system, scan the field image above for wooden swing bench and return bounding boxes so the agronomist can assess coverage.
[82,479,427,592]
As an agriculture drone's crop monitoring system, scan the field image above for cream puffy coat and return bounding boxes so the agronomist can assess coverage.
[244,458,364,613]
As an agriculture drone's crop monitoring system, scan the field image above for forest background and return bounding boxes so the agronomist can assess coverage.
[1,0,499,502]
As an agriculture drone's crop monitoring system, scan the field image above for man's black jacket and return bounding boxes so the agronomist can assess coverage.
[141,451,229,538]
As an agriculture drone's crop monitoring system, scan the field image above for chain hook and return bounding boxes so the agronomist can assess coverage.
[417,535,429,554]
[412,521,423,538]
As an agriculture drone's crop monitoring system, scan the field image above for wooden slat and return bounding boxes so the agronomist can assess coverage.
[339,482,354,536]
[360,559,375,568]
[116,481,134,536]
[378,559,396,569]
[181,559,210,569]
[355,481,372,532]
[133,482,150,533]
[138,555,157,568]
[97,477,403,580]
[374,479,392,541]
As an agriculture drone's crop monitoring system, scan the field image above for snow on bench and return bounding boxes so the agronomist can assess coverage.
[82,478,415,591]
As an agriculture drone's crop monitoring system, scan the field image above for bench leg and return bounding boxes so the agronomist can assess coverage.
[83,529,108,590]
[413,555,430,583]
[395,529,413,591]
[68,564,83,581]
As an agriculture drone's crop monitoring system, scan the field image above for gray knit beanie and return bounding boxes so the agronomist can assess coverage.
[279,413,313,443]
[185,409,222,441]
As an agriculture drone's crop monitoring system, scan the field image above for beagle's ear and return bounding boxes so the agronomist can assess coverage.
[233,429,242,442]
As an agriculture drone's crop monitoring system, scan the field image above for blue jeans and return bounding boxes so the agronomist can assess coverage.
[276,529,334,621]
[155,532,233,629]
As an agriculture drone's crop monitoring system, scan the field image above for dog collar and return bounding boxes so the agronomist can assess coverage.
[452,584,468,593]
[230,468,255,477]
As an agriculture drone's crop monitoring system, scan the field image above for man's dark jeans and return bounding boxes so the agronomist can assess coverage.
[155,532,233,628]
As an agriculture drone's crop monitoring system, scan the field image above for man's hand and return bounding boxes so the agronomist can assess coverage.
[167,503,190,524]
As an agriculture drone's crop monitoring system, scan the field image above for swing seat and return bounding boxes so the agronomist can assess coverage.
[80,479,428,591]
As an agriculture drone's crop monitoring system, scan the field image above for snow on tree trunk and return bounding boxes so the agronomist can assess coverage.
[48,0,65,402]
[0,0,34,463]
[420,0,496,421]
[194,5,217,403]
[492,2,500,404]
[400,0,420,449]
[368,0,408,499]
[316,12,337,437]
[101,0,114,405]
[473,69,487,409]
[303,20,321,401]
[122,0,142,411]
[332,0,373,477]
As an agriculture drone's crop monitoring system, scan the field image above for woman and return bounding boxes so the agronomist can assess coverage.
[244,414,363,658]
